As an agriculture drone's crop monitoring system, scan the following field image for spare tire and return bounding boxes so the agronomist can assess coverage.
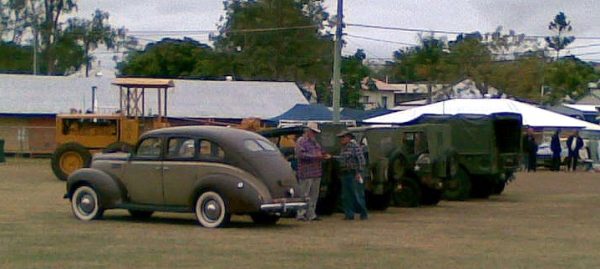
[51,142,92,181]
[103,142,134,153]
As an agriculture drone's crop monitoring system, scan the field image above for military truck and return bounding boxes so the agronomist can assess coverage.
[350,123,456,208]
[258,123,347,215]
[408,113,522,200]
[261,122,457,211]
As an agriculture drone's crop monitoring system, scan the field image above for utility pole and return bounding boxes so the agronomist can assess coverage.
[33,32,38,76]
[332,0,343,123]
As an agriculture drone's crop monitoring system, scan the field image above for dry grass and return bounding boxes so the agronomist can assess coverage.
[1,157,599,268]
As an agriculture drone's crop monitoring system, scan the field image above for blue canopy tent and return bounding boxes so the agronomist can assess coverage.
[341,107,393,122]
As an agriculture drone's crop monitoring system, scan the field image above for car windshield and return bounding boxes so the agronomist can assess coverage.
[244,139,277,152]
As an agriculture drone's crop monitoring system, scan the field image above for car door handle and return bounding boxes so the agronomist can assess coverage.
[163,167,170,171]
[154,166,162,170]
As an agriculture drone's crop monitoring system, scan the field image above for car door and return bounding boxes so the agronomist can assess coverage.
[122,136,165,205]
[163,138,227,206]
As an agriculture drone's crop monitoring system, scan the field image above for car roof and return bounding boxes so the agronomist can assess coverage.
[142,126,265,144]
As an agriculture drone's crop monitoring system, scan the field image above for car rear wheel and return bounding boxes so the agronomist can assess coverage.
[250,213,280,225]
[71,185,104,221]
[195,191,231,228]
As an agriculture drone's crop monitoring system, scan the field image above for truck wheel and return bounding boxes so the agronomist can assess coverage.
[443,168,471,201]
[470,177,493,199]
[103,142,134,153]
[51,143,92,181]
[420,185,442,206]
[250,213,280,225]
[392,177,421,207]
[366,191,391,210]
[195,191,231,228]
[492,180,506,195]
[128,210,154,219]
[71,185,104,221]
[316,160,341,215]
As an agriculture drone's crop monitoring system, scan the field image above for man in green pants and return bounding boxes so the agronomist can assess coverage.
[336,130,368,220]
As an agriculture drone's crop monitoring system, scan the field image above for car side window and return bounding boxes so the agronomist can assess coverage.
[136,137,162,159]
[199,140,225,161]
[167,138,196,159]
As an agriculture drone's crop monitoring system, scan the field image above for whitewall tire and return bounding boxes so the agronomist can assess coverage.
[195,191,230,228]
[71,185,104,221]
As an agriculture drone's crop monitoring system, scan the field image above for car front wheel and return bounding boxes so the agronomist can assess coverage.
[71,185,104,221]
[195,191,231,228]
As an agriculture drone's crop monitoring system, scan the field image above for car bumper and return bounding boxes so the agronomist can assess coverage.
[260,198,307,213]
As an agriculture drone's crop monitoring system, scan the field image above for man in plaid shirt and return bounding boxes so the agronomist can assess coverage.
[336,130,368,220]
[295,122,330,221]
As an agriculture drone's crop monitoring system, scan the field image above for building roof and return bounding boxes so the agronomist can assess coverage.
[0,74,308,119]
[112,78,174,88]
[361,78,443,93]
[563,104,599,113]
[365,99,600,131]
[575,90,600,106]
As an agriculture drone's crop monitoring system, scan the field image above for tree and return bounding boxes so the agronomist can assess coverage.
[340,49,371,108]
[37,0,78,74]
[545,12,575,61]
[446,34,494,94]
[544,57,599,103]
[118,37,219,78]
[406,35,449,103]
[212,0,333,83]
[486,27,542,60]
[66,9,117,77]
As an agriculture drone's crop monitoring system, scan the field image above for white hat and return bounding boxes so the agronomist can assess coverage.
[306,121,321,133]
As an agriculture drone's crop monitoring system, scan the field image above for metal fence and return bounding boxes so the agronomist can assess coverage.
[0,126,56,155]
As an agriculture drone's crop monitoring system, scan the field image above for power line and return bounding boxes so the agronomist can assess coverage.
[129,25,319,35]
[571,51,600,57]
[568,43,600,49]
[347,23,463,35]
[346,22,600,40]
[346,34,417,46]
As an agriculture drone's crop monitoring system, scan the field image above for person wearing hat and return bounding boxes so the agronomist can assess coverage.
[336,130,368,220]
[295,122,330,221]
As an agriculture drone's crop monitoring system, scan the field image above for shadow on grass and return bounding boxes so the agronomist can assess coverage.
[100,214,299,230]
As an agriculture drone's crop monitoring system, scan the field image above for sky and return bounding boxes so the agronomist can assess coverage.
[76,0,600,62]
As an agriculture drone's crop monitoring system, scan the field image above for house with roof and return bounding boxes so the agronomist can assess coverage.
[359,78,443,110]
[0,74,308,154]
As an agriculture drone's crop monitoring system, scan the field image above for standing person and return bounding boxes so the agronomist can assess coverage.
[295,122,329,221]
[566,130,584,171]
[523,128,538,172]
[336,130,368,220]
[550,130,562,171]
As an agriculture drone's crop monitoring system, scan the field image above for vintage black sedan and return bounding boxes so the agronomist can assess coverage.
[64,126,306,228]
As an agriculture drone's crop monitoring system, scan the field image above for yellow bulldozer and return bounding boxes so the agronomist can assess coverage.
[51,78,174,181]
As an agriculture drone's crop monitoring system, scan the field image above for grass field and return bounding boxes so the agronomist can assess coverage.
[1,157,599,268]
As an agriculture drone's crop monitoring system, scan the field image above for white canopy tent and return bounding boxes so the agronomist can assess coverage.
[365,99,600,131]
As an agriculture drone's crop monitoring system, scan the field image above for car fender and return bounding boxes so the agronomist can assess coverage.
[192,173,272,214]
[66,168,125,209]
